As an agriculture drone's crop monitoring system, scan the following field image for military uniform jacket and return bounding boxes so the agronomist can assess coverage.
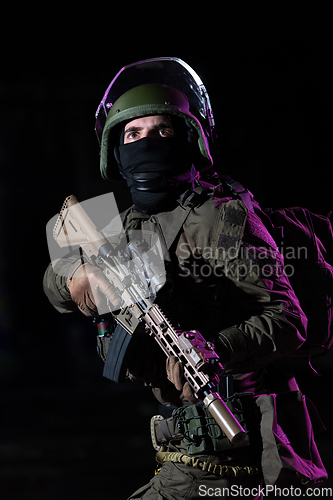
[44,188,307,383]
[44,185,329,486]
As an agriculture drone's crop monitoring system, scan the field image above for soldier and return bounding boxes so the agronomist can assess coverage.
[44,58,327,499]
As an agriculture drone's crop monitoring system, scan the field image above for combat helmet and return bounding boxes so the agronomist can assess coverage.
[95,57,215,181]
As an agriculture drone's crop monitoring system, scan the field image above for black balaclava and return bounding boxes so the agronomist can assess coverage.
[114,117,198,214]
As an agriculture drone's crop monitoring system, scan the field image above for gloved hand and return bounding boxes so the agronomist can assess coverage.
[166,356,198,404]
[68,263,121,316]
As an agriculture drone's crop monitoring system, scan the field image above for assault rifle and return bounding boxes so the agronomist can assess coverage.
[53,195,246,444]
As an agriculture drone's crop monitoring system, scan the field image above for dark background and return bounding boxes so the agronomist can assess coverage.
[1,14,333,499]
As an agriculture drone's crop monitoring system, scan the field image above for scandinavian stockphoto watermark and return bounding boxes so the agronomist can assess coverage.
[177,241,308,281]
[46,192,168,315]
[198,483,333,497]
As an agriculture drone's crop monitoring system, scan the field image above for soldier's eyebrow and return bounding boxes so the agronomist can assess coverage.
[124,126,142,134]
[125,122,174,134]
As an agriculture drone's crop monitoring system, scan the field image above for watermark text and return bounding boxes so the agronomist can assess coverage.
[198,483,332,497]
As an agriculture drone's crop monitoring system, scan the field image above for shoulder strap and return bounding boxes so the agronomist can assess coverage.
[223,175,282,241]
[156,187,205,250]
[222,176,255,212]
[142,187,205,256]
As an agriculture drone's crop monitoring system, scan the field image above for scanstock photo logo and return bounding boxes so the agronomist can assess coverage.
[198,483,333,497]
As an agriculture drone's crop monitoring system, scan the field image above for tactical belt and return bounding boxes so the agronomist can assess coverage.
[150,415,182,451]
[156,446,261,477]
[151,397,255,452]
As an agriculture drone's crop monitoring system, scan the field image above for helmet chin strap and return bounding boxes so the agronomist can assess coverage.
[130,171,176,191]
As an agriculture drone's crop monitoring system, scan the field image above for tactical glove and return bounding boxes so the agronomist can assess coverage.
[166,356,198,404]
[68,263,121,316]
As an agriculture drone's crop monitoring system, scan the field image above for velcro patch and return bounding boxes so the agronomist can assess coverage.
[223,206,247,227]
[217,234,240,258]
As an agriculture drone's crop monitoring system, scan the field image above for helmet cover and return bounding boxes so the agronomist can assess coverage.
[95,58,215,181]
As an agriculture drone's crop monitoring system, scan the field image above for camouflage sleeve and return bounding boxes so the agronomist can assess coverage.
[216,274,307,373]
[178,198,307,373]
[43,209,132,315]
[43,254,84,313]
[217,206,307,372]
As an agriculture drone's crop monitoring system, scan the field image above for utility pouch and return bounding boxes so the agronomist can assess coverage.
[94,315,136,383]
[173,394,259,456]
[94,315,115,362]
[96,334,112,362]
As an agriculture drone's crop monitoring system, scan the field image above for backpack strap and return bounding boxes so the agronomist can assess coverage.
[142,186,206,256]
[223,175,284,242]
[222,176,255,212]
